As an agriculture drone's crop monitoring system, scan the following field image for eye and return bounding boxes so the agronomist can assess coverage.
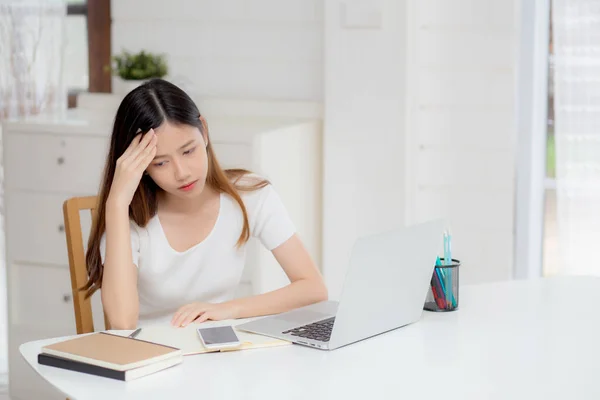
[183,147,196,155]
[153,161,167,167]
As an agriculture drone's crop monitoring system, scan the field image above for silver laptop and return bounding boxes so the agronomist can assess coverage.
[237,219,444,350]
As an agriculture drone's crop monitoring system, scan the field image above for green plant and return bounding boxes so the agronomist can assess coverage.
[111,50,168,80]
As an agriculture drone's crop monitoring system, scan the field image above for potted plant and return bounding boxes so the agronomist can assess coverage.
[110,50,168,94]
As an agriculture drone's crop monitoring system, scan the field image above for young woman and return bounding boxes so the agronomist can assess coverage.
[84,78,327,330]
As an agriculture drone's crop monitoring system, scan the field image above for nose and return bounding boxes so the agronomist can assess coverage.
[172,158,191,182]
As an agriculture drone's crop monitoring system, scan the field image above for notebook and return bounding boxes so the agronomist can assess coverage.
[134,319,291,355]
[37,353,182,381]
[38,332,183,381]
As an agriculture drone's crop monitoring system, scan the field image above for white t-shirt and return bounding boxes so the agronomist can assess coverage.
[99,182,296,326]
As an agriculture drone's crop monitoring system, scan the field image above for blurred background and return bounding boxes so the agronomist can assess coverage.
[1,0,598,399]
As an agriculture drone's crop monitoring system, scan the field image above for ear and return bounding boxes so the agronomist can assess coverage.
[199,115,209,147]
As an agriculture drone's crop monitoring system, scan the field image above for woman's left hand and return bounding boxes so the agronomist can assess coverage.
[171,302,240,327]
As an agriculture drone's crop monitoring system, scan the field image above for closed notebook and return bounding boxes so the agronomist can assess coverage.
[38,332,183,381]
[135,319,291,356]
[37,353,182,381]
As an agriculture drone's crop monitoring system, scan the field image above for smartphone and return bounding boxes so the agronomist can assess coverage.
[197,326,241,349]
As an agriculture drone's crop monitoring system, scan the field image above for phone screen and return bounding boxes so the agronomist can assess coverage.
[197,326,240,345]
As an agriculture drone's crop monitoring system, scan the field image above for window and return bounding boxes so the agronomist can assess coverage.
[65,0,89,93]
[543,5,557,276]
[66,0,111,108]
[547,13,555,181]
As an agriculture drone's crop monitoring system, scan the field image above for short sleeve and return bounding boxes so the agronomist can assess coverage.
[99,221,141,268]
[248,184,296,250]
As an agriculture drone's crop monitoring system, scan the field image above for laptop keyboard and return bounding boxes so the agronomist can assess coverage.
[282,317,336,342]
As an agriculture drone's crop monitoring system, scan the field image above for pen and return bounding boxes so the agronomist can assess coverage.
[434,256,450,309]
[431,269,447,309]
[128,328,142,338]
[435,257,446,290]
[435,256,446,290]
[443,230,452,266]
[443,231,454,309]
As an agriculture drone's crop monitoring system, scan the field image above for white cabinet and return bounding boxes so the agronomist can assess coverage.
[2,107,322,400]
[11,264,77,329]
[4,133,108,194]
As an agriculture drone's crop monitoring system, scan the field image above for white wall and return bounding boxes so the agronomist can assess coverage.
[323,0,519,296]
[323,0,408,299]
[405,0,518,284]
[111,0,323,101]
[111,0,520,294]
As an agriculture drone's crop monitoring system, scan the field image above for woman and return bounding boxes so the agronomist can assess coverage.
[84,78,327,329]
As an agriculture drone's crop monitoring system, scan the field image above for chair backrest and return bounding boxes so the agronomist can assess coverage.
[62,196,110,334]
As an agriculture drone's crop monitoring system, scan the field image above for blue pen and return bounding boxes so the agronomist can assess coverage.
[435,256,446,291]
[443,231,453,308]
[435,257,446,297]
[448,231,458,307]
[443,231,452,266]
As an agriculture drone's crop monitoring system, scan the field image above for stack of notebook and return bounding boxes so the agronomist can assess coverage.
[37,332,183,381]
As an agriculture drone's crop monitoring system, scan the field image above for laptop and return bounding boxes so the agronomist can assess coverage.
[236,219,444,350]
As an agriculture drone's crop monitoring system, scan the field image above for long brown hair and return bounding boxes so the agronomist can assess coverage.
[83,78,267,298]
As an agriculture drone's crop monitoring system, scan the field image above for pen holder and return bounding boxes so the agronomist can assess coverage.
[423,258,460,312]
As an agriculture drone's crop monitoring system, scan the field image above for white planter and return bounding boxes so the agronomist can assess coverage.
[111,77,148,95]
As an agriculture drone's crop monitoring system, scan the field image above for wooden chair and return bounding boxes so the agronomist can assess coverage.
[62,196,111,334]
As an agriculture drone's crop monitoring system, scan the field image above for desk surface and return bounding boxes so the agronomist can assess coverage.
[20,276,600,400]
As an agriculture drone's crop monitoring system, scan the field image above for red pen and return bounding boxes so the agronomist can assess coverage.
[431,271,447,309]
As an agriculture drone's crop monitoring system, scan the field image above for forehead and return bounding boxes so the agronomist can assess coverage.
[153,122,202,152]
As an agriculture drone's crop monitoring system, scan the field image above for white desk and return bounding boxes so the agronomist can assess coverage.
[3,107,323,399]
[20,277,600,400]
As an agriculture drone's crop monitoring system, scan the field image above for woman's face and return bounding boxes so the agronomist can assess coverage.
[145,121,209,199]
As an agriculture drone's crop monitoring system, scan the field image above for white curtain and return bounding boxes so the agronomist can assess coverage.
[552,0,600,275]
[0,0,67,381]
[0,1,67,119]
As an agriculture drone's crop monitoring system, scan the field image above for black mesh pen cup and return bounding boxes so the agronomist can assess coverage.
[424,258,460,312]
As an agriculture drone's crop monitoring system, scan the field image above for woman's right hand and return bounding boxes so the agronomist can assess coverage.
[107,130,157,208]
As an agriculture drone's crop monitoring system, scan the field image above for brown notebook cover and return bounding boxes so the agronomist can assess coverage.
[41,332,182,371]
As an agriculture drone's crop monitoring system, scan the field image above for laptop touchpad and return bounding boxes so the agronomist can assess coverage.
[276,310,332,324]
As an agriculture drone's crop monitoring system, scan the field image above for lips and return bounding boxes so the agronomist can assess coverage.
[178,180,198,191]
